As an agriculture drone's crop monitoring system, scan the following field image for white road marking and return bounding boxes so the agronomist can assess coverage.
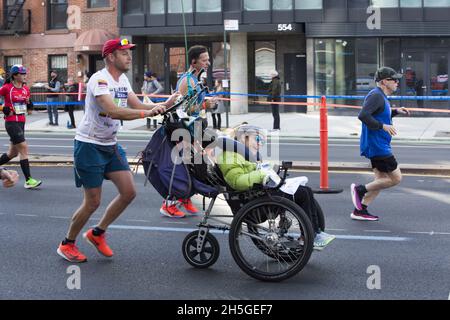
[407,231,450,235]
[108,224,410,241]
[15,214,38,217]
[400,188,450,205]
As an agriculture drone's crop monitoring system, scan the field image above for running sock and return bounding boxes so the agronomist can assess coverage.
[356,185,368,198]
[0,153,11,166]
[62,238,75,245]
[19,159,31,181]
[362,204,368,210]
[92,227,105,236]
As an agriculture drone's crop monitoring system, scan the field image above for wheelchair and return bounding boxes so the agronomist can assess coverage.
[141,70,321,282]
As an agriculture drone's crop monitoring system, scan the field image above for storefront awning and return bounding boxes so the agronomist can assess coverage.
[74,29,118,53]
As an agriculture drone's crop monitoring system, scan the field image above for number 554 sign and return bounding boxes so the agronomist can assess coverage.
[277,24,294,31]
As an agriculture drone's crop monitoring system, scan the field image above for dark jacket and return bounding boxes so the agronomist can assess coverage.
[268,76,281,99]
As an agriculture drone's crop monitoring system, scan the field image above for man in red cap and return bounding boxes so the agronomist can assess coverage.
[57,38,179,263]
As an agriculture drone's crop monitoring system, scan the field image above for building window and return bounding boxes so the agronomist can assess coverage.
[87,0,110,8]
[424,0,450,7]
[255,41,276,103]
[48,0,68,30]
[5,56,23,72]
[144,44,165,91]
[168,0,193,13]
[295,0,322,9]
[244,0,270,11]
[149,0,165,14]
[196,0,221,12]
[49,55,68,83]
[212,42,230,82]
[124,0,143,14]
[273,0,293,10]
[400,0,422,7]
[371,0,398,7]
[314,38,379,97]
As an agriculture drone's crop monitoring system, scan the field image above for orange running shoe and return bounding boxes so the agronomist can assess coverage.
[178,198,199,215]
[160,201,185,218]
[83,229,114,257]
[57,242,87,263]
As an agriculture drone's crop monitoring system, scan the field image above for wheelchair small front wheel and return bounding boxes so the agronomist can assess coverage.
[182,230,220,269]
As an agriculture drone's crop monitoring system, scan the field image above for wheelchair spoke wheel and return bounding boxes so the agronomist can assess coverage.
[229,196,314,282]
[182,230,220,269]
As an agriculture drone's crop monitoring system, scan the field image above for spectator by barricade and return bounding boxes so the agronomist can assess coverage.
[45,70,61,126]
[64,77,78,129]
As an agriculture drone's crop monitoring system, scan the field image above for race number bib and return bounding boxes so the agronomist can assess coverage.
[114,91,128,108]
[13,103,27,115]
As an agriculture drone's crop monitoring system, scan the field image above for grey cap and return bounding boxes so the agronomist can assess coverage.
[375,67,402,82]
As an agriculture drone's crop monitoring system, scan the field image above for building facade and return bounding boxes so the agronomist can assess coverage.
[0,0,119,86]
[119,0,450,113]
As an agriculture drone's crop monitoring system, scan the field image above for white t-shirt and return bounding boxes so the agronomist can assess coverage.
[75,68,133,146]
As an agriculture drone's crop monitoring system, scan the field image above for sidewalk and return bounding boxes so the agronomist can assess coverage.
[5,109,450,142]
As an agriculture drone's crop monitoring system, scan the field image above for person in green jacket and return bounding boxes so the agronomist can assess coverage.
[217,125,335,250]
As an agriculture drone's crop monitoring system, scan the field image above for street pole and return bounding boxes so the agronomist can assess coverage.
[223,28,229,128]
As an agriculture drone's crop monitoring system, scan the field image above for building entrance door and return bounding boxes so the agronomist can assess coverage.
[284,53,307,113]
[401,50,449,112]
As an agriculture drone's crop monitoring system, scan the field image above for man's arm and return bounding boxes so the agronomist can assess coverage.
[96,94,161,120]
[358,93,385,130]
[127,91,179,111]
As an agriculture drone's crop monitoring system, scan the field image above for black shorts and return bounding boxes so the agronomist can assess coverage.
[5,121,26,145]
[370,155,398,173]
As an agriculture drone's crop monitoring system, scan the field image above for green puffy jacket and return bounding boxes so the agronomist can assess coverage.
[217,151,266,191]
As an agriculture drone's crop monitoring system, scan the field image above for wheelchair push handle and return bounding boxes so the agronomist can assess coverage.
[161,69,209,117]
[273,161,292,189]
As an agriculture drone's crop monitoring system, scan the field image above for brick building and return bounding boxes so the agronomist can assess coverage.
[0,0,119,85]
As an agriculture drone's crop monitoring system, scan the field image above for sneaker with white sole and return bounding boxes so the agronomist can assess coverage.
[24,177,42,189]
[350,208,379,221]
[313,232,336,251]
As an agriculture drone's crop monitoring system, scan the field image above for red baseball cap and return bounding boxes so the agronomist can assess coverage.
[102,38,136,58]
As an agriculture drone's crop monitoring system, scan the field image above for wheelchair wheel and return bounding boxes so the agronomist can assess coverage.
[313,198,326,231]
[182,230,220,269]
[229,196,314,282]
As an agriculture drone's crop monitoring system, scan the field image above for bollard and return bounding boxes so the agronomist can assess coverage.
[314,96,343,194]
[320,96,329,190]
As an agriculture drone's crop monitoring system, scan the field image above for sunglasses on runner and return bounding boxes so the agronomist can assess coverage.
[385,78,399,83]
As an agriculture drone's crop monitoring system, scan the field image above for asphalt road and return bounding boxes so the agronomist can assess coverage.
[1,133,450,166]
[0,167,449,300]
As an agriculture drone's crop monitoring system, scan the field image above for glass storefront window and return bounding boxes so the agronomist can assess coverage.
[424,0,450,7]
[145,44,165,92]
[255,41,276,103]
[212,42,230,81]
[169,47,186,92]
[295,0,322,9]
[168,0,193,13]
[382,38,401,74]
[149,0,165,14]
[244,0,270,11]
[430,53,448,96]
[315,39,335,96]
[371,0,398,7]
[355,39,378,95]
[314,38,378,97]
[400,0,421,7]
[273,0,293,10]
[196,0,221,12]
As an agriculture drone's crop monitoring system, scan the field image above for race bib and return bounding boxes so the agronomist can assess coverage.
[114,91,128,108]
[13,103,27,115]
